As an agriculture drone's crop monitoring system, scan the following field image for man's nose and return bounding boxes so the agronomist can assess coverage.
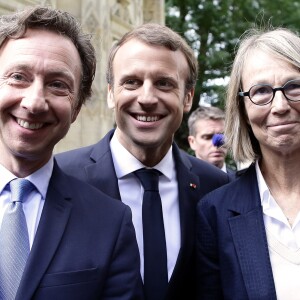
[137,81,158,105]
[20,81,49,114]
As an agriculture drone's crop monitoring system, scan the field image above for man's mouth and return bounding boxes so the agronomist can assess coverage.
[136,115,159,122]
[17,118,44,130]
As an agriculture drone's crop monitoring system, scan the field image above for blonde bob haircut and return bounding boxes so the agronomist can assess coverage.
[225,27,300,163]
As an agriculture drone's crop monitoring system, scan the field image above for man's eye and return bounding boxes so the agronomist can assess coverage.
[123,79,140,89]
[202,134,213,140]
[48,81,71,96]
[157,80,173,90]
[50,81,68,90]
[11,73,25,81]
[6,73,29,86]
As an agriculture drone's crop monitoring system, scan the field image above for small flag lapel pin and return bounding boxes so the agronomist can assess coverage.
[189,183,197,189]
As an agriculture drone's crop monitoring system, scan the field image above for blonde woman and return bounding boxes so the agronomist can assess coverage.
[197,27,300,300]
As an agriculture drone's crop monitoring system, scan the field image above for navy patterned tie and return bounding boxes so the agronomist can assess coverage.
[0,179,34,299]
[135,168,168,300]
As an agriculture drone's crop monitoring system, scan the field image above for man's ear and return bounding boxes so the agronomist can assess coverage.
[71,101,81,123]
[183,88,194,113]
[107,84,115,109]
[188,135,197,151]
[71,108,80,123]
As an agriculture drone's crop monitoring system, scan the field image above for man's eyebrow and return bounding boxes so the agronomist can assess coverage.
[5,63,32,71]
[5,63,74,77]
[155,73,178,80]
[46,69,75,80]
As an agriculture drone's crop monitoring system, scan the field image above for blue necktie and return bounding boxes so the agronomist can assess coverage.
[0,179,34,300]
[135,169,168,300]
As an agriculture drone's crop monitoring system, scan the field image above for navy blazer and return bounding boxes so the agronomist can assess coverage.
[16,161,143,300]
[226,166,237,180]
[56,129,229,300]
[197,164,277,300]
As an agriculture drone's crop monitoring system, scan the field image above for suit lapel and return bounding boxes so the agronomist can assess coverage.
[175,147,200,251]
[16,163,73,300]
[85,130,121,199]
[228,165,277,300]
[169,145,200,281]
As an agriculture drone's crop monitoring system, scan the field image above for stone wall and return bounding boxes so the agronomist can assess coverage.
[0,0,164,153]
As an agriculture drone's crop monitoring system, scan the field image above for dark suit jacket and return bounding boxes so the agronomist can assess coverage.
[197,164,277,300]
[56,129,229,300]
[16,161,143,300]
[226,166,236,180]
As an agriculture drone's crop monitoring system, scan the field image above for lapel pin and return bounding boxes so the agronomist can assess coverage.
[189,183,197,189]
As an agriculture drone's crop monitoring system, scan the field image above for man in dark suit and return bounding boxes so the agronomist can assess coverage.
[0,6,142,300]
[56,23,229,300]
[187,106,236,179]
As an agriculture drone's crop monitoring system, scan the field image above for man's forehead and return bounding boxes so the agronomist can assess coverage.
[114,38,187,65]
[197,118,224,126]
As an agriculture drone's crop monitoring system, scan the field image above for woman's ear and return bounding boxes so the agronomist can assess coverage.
[241,98,250,125]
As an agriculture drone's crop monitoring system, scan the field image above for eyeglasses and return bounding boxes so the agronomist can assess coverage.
[238,79,300,106]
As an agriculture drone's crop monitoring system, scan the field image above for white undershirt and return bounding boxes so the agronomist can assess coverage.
[110,133,180,281]
[256,161,300,299]
[0,158,53,248]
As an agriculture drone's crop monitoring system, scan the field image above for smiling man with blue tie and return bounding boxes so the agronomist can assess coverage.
[0,6,143,300]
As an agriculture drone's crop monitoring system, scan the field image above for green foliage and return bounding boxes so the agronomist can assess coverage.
[166,0,300,158]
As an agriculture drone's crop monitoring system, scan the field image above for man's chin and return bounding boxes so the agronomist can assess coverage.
[210,159,225,167]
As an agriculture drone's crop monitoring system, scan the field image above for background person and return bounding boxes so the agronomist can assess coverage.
[0,6,142,300]
[56,23,229,300]
[197,27,300,300]
[188,106,235,175]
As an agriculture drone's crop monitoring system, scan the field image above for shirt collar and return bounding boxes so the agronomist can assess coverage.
[0,157,54,199]
[110,133,174,181]
[255,160,272,209]
[220,163,227,173]
[26,158,54,199]
[0,164,16,193]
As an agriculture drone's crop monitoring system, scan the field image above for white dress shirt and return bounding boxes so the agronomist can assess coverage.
[0,158,53,248]
[110,133,180,281]
[221,163,227,173]
[256,161,300,299]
